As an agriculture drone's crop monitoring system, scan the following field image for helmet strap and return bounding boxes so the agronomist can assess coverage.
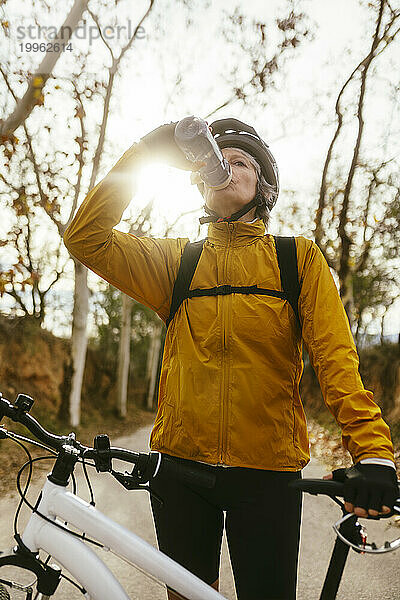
[199,181,264,225]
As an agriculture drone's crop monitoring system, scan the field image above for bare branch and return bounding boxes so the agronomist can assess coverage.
[338,0,386,301]
[87,0,156,191]
[23,121,65,236]
[87,67,116,191]
[25,218,38,316]
[66,80,87,230]
[87,8,115,60]
[164,208,200,236]
[4,287,30,315]
[0,0,89,139]
[203,9,310,121]
[41,258,68,297]
[314,1,400,249]
[117,0,155,63]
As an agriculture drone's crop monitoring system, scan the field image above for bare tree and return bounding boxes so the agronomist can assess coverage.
[313,0,400,328]
[0,96,67,323]
[67,1,155,426]
[0,216,66,323]
[117,292,133,417]
[116,203,153,417]
[146,319,163,410]
[1,0,156,425]
[380,297,397,344]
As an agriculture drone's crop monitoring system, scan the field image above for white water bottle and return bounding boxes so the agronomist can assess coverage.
[174,116,232,189]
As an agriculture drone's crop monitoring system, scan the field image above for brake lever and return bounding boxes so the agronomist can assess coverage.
[110,470,164,507]
[333,506,400,554]
[111,469,146,491]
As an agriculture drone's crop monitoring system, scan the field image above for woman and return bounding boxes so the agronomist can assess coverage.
[64,118,397,600]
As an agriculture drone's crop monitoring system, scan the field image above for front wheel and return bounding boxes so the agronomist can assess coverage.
[0,579,63,599]
[0,547,67,599]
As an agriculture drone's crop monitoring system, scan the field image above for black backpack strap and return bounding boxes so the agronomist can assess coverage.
[166,239,206,328]
[166,236,302,331]
[274,236,302,330]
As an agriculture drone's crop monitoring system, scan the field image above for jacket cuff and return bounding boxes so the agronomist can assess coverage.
[359,457,396,470]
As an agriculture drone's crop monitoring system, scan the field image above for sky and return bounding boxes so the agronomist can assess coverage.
[1,0,399,336]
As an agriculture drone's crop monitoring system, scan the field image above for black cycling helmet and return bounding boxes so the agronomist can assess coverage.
[197,118,279,224]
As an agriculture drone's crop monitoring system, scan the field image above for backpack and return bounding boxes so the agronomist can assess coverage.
[166,236,302,331]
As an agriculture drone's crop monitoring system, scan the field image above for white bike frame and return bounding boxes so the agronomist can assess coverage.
[21,478,226,600]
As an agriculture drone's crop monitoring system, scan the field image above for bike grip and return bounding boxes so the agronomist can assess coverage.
[291,478,400,500]
[289,478,345,497]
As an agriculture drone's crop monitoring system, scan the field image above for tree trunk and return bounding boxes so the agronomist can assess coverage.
[146,321,162,410]
[380,312,385,345]
[66,1,156,425]
[391,362,400,422]
[340,271,355,333]
[355,312,362,347]
[117,294,133,418]
[69,259,89,427]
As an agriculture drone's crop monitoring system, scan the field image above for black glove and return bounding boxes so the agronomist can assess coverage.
[139,122,196,171]
[333,463,399,513]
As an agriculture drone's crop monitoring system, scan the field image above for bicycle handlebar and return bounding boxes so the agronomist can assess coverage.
[0,393,141,466]
[291,476,400,499]
[2,392,400,498]
[291,478,345,497]
[0,393,69,448]
[3,391,400,556]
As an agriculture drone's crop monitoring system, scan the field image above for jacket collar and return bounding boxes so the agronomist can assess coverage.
[207,219,266,247]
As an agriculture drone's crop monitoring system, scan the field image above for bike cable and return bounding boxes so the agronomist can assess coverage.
[3,435,92,597]
[5,437,43,597]
[3,430,104,553]
[3,428,127,597]
[15,457,103,549]
[82,449,96,506]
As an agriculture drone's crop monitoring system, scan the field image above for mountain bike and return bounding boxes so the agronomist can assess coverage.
[0,392,399,600]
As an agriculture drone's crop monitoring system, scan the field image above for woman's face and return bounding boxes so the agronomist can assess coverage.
[204,147,258,220]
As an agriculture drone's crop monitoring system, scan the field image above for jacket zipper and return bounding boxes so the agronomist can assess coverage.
[218,223,234,463]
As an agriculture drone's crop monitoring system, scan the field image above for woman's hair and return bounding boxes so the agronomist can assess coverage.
[237,148,277,227]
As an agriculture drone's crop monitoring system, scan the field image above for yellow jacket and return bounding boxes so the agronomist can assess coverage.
[64,143,394,471]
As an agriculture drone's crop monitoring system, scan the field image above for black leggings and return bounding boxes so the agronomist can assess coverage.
[149,454,302,600]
